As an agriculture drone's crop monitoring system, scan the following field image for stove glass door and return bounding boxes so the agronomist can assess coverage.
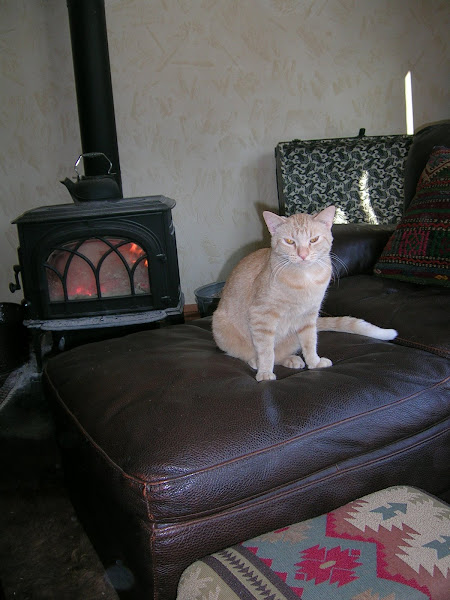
[45,237,150,303]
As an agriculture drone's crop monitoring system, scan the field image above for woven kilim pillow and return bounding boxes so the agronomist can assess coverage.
[177,486,450,600]
[374,145,450,287]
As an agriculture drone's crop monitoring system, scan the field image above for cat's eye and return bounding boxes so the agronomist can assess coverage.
[284,238,295,245]
[310,236,319,243]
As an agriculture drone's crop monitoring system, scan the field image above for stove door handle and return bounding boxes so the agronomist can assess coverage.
[9,264,22,293]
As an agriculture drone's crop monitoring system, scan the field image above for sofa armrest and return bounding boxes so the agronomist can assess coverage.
[331,223,395,278]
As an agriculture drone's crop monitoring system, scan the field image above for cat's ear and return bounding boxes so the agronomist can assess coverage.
[263,211,287,235]
[313,205,335,229]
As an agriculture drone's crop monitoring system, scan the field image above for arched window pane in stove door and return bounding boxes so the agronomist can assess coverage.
[45,238,151,302]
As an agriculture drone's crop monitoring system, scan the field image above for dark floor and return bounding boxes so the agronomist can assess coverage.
[0,310,202,599]
[0,366,120,600]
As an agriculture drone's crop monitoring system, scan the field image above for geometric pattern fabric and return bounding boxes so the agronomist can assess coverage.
[374,145,450,287]
[177,486,450,600]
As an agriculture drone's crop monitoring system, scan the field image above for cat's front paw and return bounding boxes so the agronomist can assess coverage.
[315,357,332,369]
[281,355,305,369]
[256,370,276,382]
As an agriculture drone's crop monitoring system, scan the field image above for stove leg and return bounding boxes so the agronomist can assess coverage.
[31,330,44,372]
[30,330,57,372]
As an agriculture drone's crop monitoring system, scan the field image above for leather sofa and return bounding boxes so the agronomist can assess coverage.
[43,124,450,600]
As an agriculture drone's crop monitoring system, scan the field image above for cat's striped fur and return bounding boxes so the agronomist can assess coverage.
[212,206,397,381]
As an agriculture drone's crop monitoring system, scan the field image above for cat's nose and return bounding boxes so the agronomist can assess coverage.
[298,248,309,260]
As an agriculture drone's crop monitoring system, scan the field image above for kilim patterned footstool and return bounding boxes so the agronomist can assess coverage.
[177,486,449,600]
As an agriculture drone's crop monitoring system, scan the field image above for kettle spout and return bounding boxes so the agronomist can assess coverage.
[61,177,77,199]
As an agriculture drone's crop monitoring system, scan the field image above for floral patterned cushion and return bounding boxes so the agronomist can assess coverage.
[177,486,449,600]
[374,145,450,287]
[276,133,412,224]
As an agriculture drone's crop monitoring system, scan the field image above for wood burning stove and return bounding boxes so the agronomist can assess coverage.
[8,1,186,363]
[10,195,184,361]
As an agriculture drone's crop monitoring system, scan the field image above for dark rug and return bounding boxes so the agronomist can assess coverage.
[0,368,119,599]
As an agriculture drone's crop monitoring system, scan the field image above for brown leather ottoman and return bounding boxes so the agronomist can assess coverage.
[43,319,450,599]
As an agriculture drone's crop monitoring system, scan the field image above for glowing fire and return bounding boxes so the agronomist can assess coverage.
[123,242,149,268]
[74,285,95,297]
[46,238,151,302]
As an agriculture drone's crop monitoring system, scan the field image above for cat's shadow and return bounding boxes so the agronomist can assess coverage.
[216,201,274,282]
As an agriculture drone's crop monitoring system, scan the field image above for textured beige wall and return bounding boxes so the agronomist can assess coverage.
[1,0,449,305]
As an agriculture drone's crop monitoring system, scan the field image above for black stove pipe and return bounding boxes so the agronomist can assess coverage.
[66,0,122,195]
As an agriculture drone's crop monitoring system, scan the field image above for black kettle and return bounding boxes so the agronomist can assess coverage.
[61,152,122,203]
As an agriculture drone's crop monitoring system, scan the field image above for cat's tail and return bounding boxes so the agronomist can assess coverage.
[317,316,397,340]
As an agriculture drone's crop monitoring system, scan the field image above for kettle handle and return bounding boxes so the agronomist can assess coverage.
[74,152,116,179]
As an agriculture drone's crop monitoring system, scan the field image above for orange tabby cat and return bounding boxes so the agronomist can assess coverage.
[212,206,397,381]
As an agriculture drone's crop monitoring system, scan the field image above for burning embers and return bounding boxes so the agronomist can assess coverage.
[46,237,150,302]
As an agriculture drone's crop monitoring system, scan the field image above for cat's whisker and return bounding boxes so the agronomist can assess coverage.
[315,256,331,273]
[270,257,290,283]
[330,252,348,273]
[275,256,290,271]
[330,252,348,282]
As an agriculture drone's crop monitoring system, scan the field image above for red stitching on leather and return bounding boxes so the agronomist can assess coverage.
[395,336,450,358]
